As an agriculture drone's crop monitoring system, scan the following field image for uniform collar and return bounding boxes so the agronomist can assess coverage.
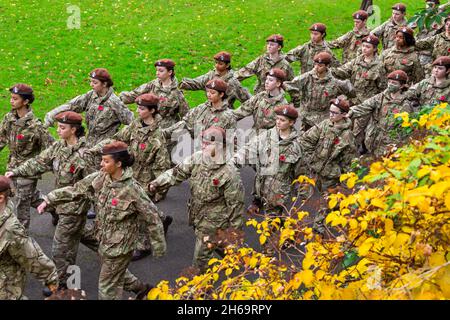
[206,101,229,112]
[264,52,287,64]
[263,89,286,103]
[105,167,134,186]
[92,87,114,102]
[155,77,179,91]
[429,76,450,88]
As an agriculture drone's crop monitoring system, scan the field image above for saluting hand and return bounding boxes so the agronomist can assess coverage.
[37,201,48,214]
[5,171,14,179]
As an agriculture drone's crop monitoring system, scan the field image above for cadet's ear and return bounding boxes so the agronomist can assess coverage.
[219,92,225,99]
[0,193,6,204]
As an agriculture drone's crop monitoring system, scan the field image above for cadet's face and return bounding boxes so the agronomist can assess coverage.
[395,32,405,47]
[353,19,365,30]
[156,66,172,81]
[388,79,402,87]
[100,155,120,175]
[201,139,216,155]
[275,115,293,130]
[310,31,323,43]
[206,88,223,103]
[314,62,328,74]
[57,123,76,140]
[392,10,404,23]
[265,75,280,91]
[446,20,450,32]
[432,65,448,79]
[90,78,107,93]
[362,42,375,56]
[10,93,27,109]
[266,41,281,54]
[137,105,152,119]
[329,105,346,123]
[215,61,229,73]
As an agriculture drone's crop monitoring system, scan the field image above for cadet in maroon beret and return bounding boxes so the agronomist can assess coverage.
[274,104,298,120]
[371,3,408,50]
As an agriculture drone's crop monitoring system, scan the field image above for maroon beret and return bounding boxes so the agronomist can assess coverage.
[55,111,83,125]
[387,70,408,82]
[396,27,414,37]
[362,34,380,47]
[135,93,160,107]
[330,98,350,113]
[214,51,231,63]
[205,79,228,93]
[309,23,327,33]
[102,141,129,155]
[266,34,284,47]
[313,52,332,65]
[432,56,450,68]
[0,176,12,193]
[9,83,33,95]
[266,68,287,82]
[154,59,175,70]
[353,10,369,21]
[89,68,112,83]
[392,3,407,12]
[274,105,298,120]
[202,126,226,143]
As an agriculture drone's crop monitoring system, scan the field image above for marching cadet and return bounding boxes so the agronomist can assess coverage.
[415,14,450,75]
[347,70,412,158]
[332,34,387,153]
[286,23,340,74]
[179,51,251,108]
[380,27,425,85]
[405,56,450,108]
[233,68,288,131]
[163,79,237,139]
[328,10,371,63]
[0,176,59,300]
[298,98,358,192]
[149,126,244,272]
[89,93,173,261]
[5,111,93,291]
[44,68,133,149]
[284,52,354,131]
[0,83,54,230]
[37,141,166,300]
[371,3,408,50]
[235,34,294,94]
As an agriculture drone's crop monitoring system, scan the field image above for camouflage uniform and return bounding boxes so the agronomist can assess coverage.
[152,151,244,271]
[235,53,294,94]
[348,89,412,157]
[405,76,450,109]
[232,90,288,130]
[371,18,408,50]
[298,118,358,191]
[415,33,450,75]
[284,70,354,129]
[380,46,425,85]
[44,169,166,300]
[286,41,340,74]
[45,88,133,148]
[0,200,58,299]
[328,28,371,63]
[179,69,251,108]
[10,137,92,287]
[0,110,54,229]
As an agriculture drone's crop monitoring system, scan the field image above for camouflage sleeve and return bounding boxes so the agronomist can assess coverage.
[87,122,132,154]
[376,65,388,91]
[235,57,260,81]
[349,93,380,118]
[133,185,167,257]
[11,143,56,178]
[152,154,195,189]
[331,59,353,79]
[177,91,190,118]
[223,172,245,230]
[232,130,260,168]
[148,134,171,177]
[412,58,425,85]
[337,132,358,172]
[37,122,55,150]
[46,172,98,207]
[8,227,58,287]
[0,117,8,152]
[299,124,321,155]
[44,93,90,128]
[284,75,304,107]
[337,78,355,99]
[119,83,149,104]
[231,78,252,103]
[286,44,305,63]
[110,99,134,126]
[370,21,386,38]
[327,32,351,49]
[232,95,258,121]
[284,63,295,81]
[415,34,436,51]
[179,72,211,90]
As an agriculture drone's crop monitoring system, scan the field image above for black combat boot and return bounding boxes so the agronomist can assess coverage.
[131,249,152,261]
[134,283,154,300]
[163,215,173,236]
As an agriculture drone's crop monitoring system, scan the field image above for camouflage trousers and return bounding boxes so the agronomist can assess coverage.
[12,177,43,230]
[98,251,144,300]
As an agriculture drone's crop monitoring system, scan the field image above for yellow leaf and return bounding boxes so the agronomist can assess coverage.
[445,192,450,211]
[259,234,267,245]
[429,252,446,267]
[302,269,314,286]
[417,166,432,178]
[225,268,233,277]
[370,198,386,210]
[384,219,394,233]
[358,238,375,256]
[329,198,338,209]
[349,219,358,229]
[347,176,357,189]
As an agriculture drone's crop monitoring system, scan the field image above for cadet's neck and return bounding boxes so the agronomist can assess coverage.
[446,30,450,38]
[65,135,78,146]
[216,69,228,77]
[16,106,30,118]
[143,115,155,126]
[111,168,124,181]
[161,78,172,87]
[279,127,292,139]
[97,87,109,97]
[268,88,281,97]
[212,100,223,109]
[269,52,280,61]
[363,54,375,62]
[0,201,6,213]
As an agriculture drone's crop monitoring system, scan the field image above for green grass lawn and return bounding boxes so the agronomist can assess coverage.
[0,0,422,172]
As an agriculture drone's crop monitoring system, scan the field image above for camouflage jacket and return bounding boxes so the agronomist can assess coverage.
[284,69,354,128]
[152,151,244,229]
[179,69,251,108]
[45,168,166,258]
[0,110,54,174]
[46,87,134,147]
[91,115,171,185]
[0,201,58,299]
[286,41,340,74]
[165,101,237,138]
[380,46,425,85]
[332,54,387,104]
[235,53,294,94]
[349,89,412,157]
[415,33,450,61]
[328,27,371,63]
[233,127,302,208]
[371,18,408,50]
[11,137,92,215]
[232,89,288,130]
[299,118,357,180]
[405,76,450,108]
[120,77,189,128]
